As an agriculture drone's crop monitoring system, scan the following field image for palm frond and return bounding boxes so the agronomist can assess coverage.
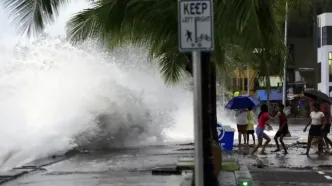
[66,0,305,84]
[67,0,188,83]
[157,49,188,84]
[3,0,69,35]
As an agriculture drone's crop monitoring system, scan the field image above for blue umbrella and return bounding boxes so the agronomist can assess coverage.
[225,96,260,110]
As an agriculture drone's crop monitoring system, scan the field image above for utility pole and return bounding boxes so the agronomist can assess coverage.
[313,0,318,90]
[282,1,288,106]
[247,65,250,95]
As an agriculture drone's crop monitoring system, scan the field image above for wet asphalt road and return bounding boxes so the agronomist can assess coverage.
[5,124,332,186]
[3,145,193,186]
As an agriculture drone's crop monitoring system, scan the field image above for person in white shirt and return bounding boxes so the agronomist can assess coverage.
[235,109,248,146]
[303,102,326,155]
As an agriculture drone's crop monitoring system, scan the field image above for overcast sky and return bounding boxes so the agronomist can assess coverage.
[0,1,90,38]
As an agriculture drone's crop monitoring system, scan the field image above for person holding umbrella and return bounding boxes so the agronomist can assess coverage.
[303,90,332,154]
[235,108,248,146]
[225,95,260,147]
[320,102,332,152]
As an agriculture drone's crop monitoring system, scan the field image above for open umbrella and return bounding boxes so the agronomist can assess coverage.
[303,90,332,104]
[225,96,260,110]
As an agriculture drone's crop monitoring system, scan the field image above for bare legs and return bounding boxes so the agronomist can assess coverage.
[238,132,247,147]
[251,133,271,155]
[305,135,323,155]
[237,125,248,146]
[247,133,255,145]
[322,132,332,151]
[261,133,271,153]
[243,133,247,144]
[274,134,288,154]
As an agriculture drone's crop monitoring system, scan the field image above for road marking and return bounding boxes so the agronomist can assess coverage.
[324,175,332,180]
[317,171,325,175]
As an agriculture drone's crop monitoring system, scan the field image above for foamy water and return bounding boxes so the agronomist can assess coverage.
[0,1,238,170]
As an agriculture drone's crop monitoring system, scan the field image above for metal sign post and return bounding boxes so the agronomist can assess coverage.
[178,0,214,185]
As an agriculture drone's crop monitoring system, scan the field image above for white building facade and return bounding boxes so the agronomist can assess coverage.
[317,13,332,96]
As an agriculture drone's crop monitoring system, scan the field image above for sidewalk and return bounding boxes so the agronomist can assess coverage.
[245,144,332,186]
[178,152,251,186]
[3,145,195,186]
[0,154,73,185]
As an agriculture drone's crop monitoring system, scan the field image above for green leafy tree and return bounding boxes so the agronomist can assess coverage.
[4,0,295,84]
[3,1,311,184]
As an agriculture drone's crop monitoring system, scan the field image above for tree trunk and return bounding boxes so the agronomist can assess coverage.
[209,59,218,143]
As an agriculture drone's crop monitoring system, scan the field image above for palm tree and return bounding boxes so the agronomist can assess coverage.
[3,0,298,82]
[3,1,310,184]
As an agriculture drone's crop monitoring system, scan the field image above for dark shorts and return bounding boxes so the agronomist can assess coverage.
[322,123,331,133]
[247,130,254,134]
[275,129,289,138]
[237,124,248,133]
[309,125,322,137]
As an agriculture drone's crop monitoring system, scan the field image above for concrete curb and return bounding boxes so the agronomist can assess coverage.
[0,149,81,185]
[234,160,253,186]
[218,171,236,186]
[177,156,248,185]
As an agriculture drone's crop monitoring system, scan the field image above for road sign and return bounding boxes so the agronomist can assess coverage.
[178,0,214,52]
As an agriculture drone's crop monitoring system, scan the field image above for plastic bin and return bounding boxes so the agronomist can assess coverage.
[216,123,235,151]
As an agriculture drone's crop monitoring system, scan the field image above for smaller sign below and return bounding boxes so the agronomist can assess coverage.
[178,0,214,52]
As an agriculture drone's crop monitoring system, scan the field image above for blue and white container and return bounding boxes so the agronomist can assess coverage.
[216,123,235,151]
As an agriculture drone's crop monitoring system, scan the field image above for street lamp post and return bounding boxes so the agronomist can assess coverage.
[313,0,318,90]
[247,65,250,95]
[282,1,288,106]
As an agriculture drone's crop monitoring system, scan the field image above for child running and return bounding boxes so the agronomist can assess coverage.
[251,104,274,155]
[273,103,289,154]
[246,108,256,145]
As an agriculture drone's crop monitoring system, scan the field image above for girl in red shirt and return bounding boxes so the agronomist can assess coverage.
[251,104,275,155]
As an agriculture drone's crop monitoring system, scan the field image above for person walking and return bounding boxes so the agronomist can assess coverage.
[273,103,289,154]
[246,108,256,146]
[303,102,325,155]
[251,104,274,155]
[320,102,332,152]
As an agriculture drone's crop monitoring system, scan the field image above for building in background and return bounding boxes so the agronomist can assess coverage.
[317,13,332,95]
[231,68,283,102]
[231,68,256,96]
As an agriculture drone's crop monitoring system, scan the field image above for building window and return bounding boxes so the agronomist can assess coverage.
[318,27,321,48]
[232,78,237,92]
[238,78,243,91]
[254,78,259,90]
[288,44,295,65]
[318,62,321,83]
[286,69,295,83]
[329,52,332,82]
[322,26,332,46]
[244,78,248,91]
[318,17,321,48]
